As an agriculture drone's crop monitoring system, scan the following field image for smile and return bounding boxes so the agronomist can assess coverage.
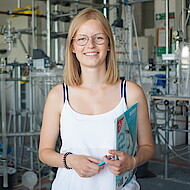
[84,52,98,56]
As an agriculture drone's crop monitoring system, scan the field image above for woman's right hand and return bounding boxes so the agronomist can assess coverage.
[67,154,104,177]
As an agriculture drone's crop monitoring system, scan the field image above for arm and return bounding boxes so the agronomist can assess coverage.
[128,81,154,167]
[39,84,64,167]
[39,84,104,177]
[104,81,154,176]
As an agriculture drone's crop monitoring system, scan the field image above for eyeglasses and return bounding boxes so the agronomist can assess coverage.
[72,33,107,46]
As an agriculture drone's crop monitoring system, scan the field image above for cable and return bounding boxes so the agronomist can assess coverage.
[157,130,190,162]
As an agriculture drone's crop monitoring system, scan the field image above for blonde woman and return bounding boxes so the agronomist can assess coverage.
[39,8,154,190]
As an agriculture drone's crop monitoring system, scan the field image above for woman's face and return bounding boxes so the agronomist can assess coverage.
[72,19,109,70]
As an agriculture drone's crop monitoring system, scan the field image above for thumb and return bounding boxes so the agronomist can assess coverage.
[87,156,103,164]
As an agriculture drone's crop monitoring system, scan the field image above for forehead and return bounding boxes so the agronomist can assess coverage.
[75,19,104,36]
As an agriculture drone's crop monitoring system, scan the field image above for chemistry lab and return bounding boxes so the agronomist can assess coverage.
[0,0,190,190]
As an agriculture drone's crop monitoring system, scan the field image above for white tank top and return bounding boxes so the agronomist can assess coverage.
[51,80,140,190]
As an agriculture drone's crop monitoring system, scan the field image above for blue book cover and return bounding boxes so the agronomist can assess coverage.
[115,103,138,189]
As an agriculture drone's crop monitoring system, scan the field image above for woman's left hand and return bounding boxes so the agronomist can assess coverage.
[103,150,135,176]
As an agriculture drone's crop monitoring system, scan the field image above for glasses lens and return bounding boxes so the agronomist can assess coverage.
[93,33,106,45]
[74,33,107,46]
[75,35,88,46]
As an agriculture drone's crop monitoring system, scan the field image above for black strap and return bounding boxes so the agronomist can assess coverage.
[62,83,69,103]
[123,80,126,100]
[121,80,127,105]
[120,80,124,98]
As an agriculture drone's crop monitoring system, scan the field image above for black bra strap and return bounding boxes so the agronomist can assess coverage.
[120,80,124,98]
[121,80,127,105]
[123,80,126,100]
[62,83,68,103]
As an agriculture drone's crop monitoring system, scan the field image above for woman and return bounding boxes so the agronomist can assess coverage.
[39,8,154,190]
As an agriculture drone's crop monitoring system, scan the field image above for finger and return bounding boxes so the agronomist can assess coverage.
[80,164,101,177]
[87,160,104,173]
[108,165,122,176]
[109,150,126,160]
[103,155,114,164]
[87,156,103,164]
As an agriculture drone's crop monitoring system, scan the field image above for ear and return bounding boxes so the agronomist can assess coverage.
[72,43,76,53]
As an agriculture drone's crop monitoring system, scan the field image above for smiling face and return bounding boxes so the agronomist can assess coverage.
[64,8,118,86]
[72,19,109,70]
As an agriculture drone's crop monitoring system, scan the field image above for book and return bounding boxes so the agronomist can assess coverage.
[115,103,138,190]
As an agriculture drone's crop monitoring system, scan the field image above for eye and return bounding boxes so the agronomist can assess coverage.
[94,34,106,42]
[77,36,87,41]
[95,35,104,40]
[78,37,85,41]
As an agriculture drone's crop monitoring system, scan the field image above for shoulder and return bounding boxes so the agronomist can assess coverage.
[48,83,63,99]
[126,81,143,93]
[126,81,146,107]
[45,83,64,114]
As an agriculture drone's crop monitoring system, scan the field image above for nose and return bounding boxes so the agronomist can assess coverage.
[86,37,95,48]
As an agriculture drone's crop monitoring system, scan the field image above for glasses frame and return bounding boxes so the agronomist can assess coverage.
[72,33,108,46]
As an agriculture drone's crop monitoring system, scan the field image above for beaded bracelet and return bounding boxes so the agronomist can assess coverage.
[63,152,72,169]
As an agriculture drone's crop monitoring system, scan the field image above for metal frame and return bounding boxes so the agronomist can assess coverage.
[151,95,190,178]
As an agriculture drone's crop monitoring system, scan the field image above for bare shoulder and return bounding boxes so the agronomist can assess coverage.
[45,83,64,113]
[48,83,63,99]
[126,81,147,107]
[126,81,144,95]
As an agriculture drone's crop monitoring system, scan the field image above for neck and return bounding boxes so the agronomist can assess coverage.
[80,66,107,89]
[82,80,106,89]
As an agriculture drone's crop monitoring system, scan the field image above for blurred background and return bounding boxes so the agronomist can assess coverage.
[0,0,190,189]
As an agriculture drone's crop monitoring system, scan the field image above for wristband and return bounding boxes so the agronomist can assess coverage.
[63,152,72,169]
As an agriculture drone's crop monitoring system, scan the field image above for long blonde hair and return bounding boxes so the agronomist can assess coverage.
[64,8,118,86]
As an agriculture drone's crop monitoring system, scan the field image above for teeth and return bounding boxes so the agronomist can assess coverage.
[85,52,97,56]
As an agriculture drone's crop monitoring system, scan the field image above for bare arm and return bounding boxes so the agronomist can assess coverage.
[128,81,154,167]
[38,84,104,177]
[104,81,154,176]
[38,84,64,167]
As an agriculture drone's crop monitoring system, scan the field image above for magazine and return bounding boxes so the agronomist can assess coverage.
[115,103,138,190]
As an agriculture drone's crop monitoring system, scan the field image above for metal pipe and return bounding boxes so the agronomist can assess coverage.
[124,5,132,80]
[165,0,170,94]
[17,0,21,8]
[0,132,40,137]
[103,0,108,17]
[18,35,29,54]
[7,22,12,52]
[127,0,153,3]
[165,0,169,55]
[47,0,51,57]
[54,4,59,64]
[182,0,186,40]
[54,11,78,18]
[13,69,17,168]
[32,0,37,49]
[157,127,190,133]
[132,5,142,85]
[164,0,169,179]
[29,73,34,170]
[1,75,8,188]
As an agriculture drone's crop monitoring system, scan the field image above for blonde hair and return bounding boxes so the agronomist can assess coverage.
[64,8,119,86]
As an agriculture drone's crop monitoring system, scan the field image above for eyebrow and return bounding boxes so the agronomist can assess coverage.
[75,33,105,36]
